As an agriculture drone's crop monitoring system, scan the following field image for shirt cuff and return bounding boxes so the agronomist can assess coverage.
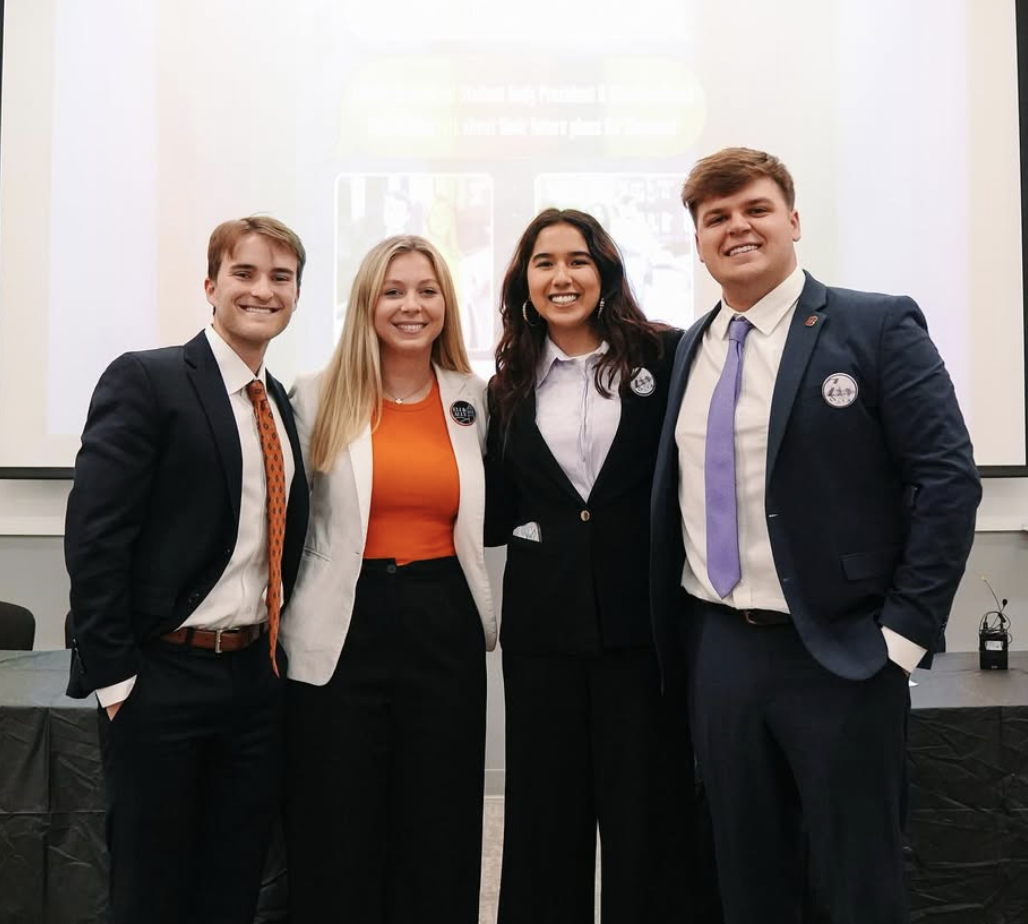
[96,676,137,708]
[881,626,926,675]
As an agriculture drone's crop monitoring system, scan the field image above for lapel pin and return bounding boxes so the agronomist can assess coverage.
[449,400,476,426]
[821,373,858,408]
[629,367,655,397]
[805,315,818,327]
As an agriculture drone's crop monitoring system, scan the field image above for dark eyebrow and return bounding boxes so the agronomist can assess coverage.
[707,197,773,214]
[228,262,295,277]
[531,250,592,261]
[704,197,775,217]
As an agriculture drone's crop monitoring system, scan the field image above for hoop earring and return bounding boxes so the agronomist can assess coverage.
[522,299,539,327]
[596,297,606,319]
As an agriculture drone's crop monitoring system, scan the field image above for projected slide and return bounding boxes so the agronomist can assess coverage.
[0,0,1023,469]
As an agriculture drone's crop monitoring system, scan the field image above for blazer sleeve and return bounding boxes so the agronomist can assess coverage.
[484,380,517,547]
[65,353,162,692]
[288,372,321,488]
[876,297,981,649]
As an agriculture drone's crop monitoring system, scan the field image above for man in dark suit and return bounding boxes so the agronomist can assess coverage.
[65,216,310,924]
[650,148,980,924]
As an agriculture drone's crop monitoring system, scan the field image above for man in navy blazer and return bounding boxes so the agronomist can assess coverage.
[650,149,980,923]
[65,216,309,924]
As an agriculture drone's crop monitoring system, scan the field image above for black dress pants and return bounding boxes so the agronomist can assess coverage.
[685,602,910,924]
[285,557,487,924]
[97,634,284,924]
[498,646,695,924]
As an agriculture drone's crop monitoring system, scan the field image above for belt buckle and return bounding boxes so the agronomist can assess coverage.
[742,609,760,626]
[214,628,224,654]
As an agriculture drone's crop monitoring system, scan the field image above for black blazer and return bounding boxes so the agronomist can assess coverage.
[651,274,981,682]
[486,328,682,656]
[65,331,309,697]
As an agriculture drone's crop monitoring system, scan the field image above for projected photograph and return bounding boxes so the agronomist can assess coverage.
[334,174,496,357]
[534,174,695,328]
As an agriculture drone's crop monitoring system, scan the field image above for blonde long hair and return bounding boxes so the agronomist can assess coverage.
[308,235,472,472]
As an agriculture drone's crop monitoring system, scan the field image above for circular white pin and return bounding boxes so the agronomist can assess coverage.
[821,373,858,408]
[630,367,655,396]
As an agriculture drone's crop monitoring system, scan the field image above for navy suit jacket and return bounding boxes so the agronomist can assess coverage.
[650,273,981,682]
[65,331,309,697]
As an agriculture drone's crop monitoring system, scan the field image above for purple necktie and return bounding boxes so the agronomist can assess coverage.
[705,315,752,598]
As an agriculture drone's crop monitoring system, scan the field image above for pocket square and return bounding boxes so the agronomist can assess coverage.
[512,521,542,542]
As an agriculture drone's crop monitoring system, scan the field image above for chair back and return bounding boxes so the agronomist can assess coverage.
[0,601,36,650]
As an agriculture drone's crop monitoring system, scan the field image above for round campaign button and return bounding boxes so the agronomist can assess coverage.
[821,373,858,408]
[630,367,655,397]
[449,400,477,426]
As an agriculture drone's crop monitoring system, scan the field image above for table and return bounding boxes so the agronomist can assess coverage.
[0,649,286,924]
[1,650,1026,923]
[906,653,1028,923]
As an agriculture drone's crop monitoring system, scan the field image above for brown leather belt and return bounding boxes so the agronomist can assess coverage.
[709,602,792,627]
[160,623,267,653]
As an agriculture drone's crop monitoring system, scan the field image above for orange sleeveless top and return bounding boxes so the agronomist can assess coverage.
[364,377,459,565]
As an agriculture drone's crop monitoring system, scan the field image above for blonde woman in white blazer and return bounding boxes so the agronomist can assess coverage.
[282,236,496,924]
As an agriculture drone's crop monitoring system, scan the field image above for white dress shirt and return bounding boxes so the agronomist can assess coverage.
[674,267,923,673]
[535,339,621,501]
[96,325,295,707]
[676,267,801,614]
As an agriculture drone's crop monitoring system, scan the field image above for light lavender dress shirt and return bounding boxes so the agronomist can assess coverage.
[535,339,621,501]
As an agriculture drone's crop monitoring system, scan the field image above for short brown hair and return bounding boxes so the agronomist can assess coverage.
[681,148,796,223]
[206,215,307,286]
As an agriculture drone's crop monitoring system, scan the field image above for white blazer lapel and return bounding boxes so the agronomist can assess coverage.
[349,423,374,550]
[435,365,496,648]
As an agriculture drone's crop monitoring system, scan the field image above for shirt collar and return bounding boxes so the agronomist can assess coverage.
[711,266,806,339]
[205,325,267,396]
[536,338,609,387]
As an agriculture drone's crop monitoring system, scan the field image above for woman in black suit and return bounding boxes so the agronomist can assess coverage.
[486,208,698,924]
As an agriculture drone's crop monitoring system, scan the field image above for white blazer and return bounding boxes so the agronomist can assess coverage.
[281,366,497,686]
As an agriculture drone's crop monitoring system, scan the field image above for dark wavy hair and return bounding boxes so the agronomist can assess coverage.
[492,208,664,430]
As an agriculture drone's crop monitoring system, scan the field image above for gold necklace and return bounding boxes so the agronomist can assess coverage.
[383,375,433,404]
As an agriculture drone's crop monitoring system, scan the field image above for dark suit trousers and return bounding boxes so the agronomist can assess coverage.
[498,647,695,924]
[97,635,283,924]
[284,557,487,924]
[685,601,909,924]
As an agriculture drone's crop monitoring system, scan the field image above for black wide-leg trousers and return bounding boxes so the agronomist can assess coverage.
[498,645,696,924]
[285,557,487,924]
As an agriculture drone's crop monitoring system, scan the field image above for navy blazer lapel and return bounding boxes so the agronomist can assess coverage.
[588,391,637,500]
[267,371,309,600]
[656,310,718,469]
[266,373,302,474]
[766,273,829,481]
[184,332,243,526]
[514,389,583,504]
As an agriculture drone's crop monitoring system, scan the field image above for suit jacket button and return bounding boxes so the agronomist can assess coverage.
[580,510,591,522]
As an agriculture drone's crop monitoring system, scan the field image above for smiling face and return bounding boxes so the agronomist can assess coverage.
[694,176,801,310]
[372,250,446,363]
[205,232,299,371]
[526,222,603,354]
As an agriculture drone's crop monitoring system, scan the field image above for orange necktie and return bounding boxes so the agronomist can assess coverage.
[246,380,286,676]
